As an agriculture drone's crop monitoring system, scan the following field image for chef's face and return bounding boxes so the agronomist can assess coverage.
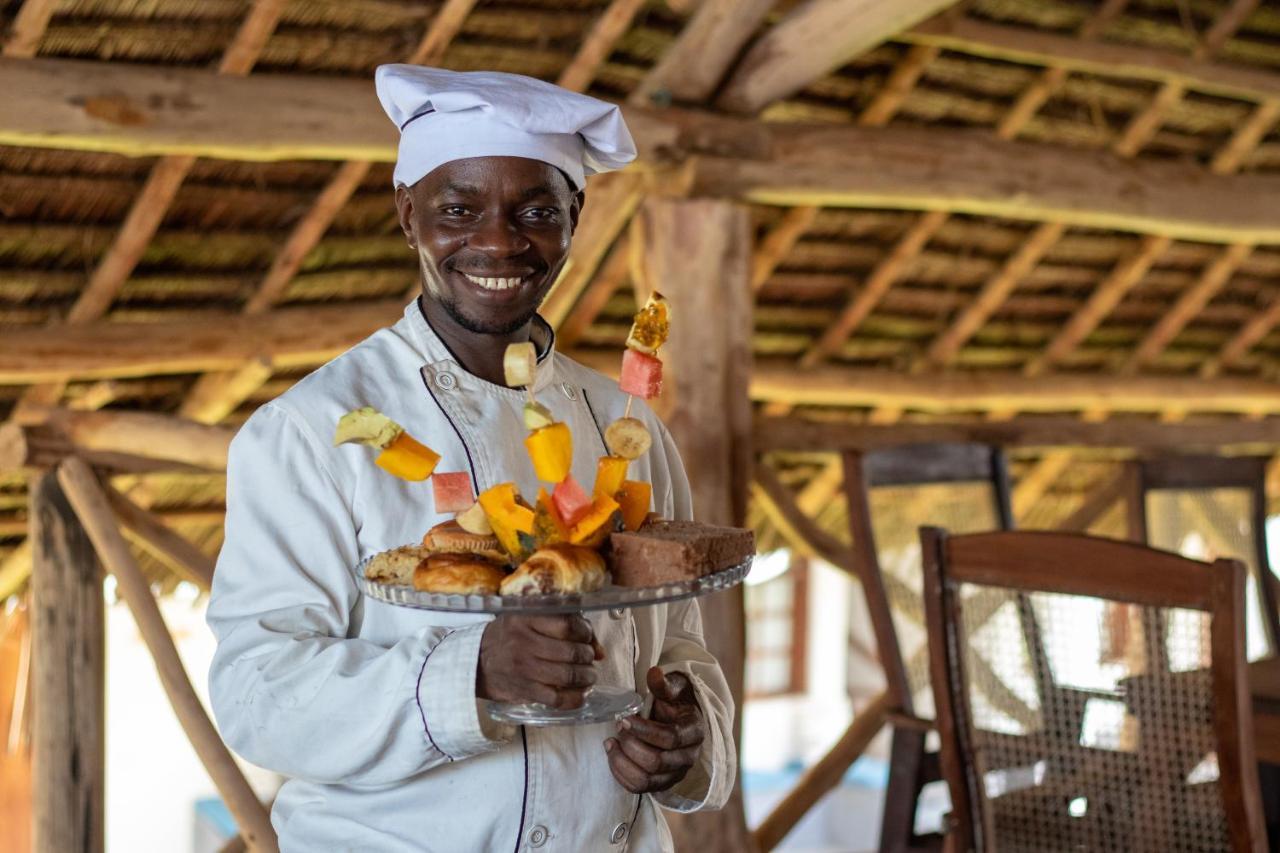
[396,157,582,335]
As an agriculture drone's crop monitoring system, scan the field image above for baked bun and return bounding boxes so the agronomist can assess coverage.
[500,544,607,596]
[365,545,428,585]
[422,519,507,564]
[412,553,509,595]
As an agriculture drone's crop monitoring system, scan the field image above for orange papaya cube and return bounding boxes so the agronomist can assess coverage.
[478,483,535,557]
[533,487,570,546]
[593,455,629,499]
[432,472,474,513]
[524,422,573,483]
[619,349,663,399]
[615,480,652,532]
[374,432,440,481]
[568,493,620,546]
[552,476,593,527]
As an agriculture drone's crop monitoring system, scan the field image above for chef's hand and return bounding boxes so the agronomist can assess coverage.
[605,666,705,794]
[477,615,605,709]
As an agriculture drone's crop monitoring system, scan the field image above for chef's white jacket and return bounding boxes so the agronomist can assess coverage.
[207,301,736,852]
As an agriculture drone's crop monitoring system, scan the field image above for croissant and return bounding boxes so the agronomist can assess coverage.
[413,553,509,595]
[500,544,607,596]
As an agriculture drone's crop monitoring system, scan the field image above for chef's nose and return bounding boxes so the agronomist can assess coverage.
[467,216,531,257]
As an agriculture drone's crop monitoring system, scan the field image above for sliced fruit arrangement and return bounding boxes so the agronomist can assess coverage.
[334,407,441,481]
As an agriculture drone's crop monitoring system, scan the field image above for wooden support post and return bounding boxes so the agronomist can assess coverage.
[56,458,278,853]
[30,472,105,853]
[641,198,753,852]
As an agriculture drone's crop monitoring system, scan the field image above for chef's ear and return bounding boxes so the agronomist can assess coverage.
[394,185,416,248]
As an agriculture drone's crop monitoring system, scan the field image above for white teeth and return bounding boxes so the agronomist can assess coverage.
[463,273,524,291]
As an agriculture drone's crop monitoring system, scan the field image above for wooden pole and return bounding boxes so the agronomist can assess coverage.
[642,197,754,851]
[30,471,105,853]
[55,458,278,853]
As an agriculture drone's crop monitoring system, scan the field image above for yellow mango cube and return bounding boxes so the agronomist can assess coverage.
[478,483,536,558]
[615,480,652,532]
[525,422,573,483]
[374,432,441,481]
[594,455,629,499]
[568,494,620,547]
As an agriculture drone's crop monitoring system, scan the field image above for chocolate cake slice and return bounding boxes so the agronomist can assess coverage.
[607,520,755,588]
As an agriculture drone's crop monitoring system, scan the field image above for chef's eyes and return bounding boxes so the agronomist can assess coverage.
[436,206,560,223]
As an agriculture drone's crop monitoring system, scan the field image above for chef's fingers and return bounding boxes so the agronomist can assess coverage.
[620,715,704,751]
[529,660,597,690]
[591,636,606,661]
[529,614,596,645]
[614,728,700,775]
[604,739,651,794]
[646,666,693,704]
[527,633,597,666]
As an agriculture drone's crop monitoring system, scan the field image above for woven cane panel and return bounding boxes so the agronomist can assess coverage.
[868,482,1000,719]
[1146,488,1271,661]
[951,582,1228,853]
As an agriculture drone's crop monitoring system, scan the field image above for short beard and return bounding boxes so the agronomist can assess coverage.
[437,293,539,336]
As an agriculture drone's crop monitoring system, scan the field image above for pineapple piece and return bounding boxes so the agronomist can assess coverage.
[456,501,494,535]
[334,406,402,449]
[523,401,555,431]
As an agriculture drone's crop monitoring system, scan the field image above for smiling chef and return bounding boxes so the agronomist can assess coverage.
[206,65,735,852]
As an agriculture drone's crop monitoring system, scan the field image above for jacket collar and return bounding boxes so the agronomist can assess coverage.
[397,299,560,394]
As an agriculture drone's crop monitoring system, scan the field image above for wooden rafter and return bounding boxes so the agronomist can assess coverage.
[556,0,647,93]
[921,222,1067,369]
[751,207,821,291]
[1212,99,1280,175]
[2,0,57,58]
[1121,242,1254,374]
[9,0,287,420]
[752,415,1280,454]
[1201,299,1280,379]
[1022,235,1171,378]
[174,1,478,424]
[799,210,948,368]
[716,0,961,115]
[628,0,776,106]
[901,15,1280,104]
[555,237,631,349]
[857,44,940,127]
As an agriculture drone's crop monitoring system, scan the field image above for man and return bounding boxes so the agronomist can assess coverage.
[207,65,735,852]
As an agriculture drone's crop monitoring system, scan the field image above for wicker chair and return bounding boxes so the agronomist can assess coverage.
[842,444,1013,852]
[922,529,1267,853]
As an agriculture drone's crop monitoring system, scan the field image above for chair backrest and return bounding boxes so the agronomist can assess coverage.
[922,528,1266,853]
[1136,455,1279,663]
[845,444,1012,719]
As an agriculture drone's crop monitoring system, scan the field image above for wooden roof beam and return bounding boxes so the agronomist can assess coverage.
[751,206,821,292]
[628,0,776,107]
[901,15,1280,104]
[716,0,961,114]
[753,414,1280,453]
[557,0,648,93]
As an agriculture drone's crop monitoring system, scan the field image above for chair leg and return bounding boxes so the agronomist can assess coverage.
[880,727,926,853]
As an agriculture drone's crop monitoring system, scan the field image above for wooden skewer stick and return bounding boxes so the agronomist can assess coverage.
[624,395,634,419]
[56,457,279,853]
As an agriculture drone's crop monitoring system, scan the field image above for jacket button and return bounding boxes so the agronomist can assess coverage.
[436,371,457,390]
[527,825,549,848]
[610,821,628,844]
[560,382,578,400]
[608,608,625,620]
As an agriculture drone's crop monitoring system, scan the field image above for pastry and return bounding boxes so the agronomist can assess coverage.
[421,519,507,564]
[364,545,428,585]
[500,544,607,596]
[413,554,509,595]
[607,520,754,587]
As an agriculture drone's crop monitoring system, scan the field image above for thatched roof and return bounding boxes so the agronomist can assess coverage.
[3,0,1280,584]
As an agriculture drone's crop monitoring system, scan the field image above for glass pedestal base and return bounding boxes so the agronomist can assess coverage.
[485,685,642,727]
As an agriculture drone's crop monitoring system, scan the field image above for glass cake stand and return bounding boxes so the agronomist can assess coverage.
[358,556,752,726]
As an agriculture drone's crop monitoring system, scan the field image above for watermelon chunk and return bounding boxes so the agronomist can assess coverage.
[432,472,474,513]
[552,476,593,527]
[619,349,663,399]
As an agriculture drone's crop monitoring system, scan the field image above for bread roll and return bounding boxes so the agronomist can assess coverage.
[364,545,428,585]
[412,553,509,595]
[500,544,607,596]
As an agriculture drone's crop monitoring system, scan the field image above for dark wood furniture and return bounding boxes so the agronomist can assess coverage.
[922,529,1267,853]
[1136,455,1280,661]
[842,444,1013,852]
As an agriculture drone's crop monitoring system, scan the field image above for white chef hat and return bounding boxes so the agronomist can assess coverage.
[374,64,637,191]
